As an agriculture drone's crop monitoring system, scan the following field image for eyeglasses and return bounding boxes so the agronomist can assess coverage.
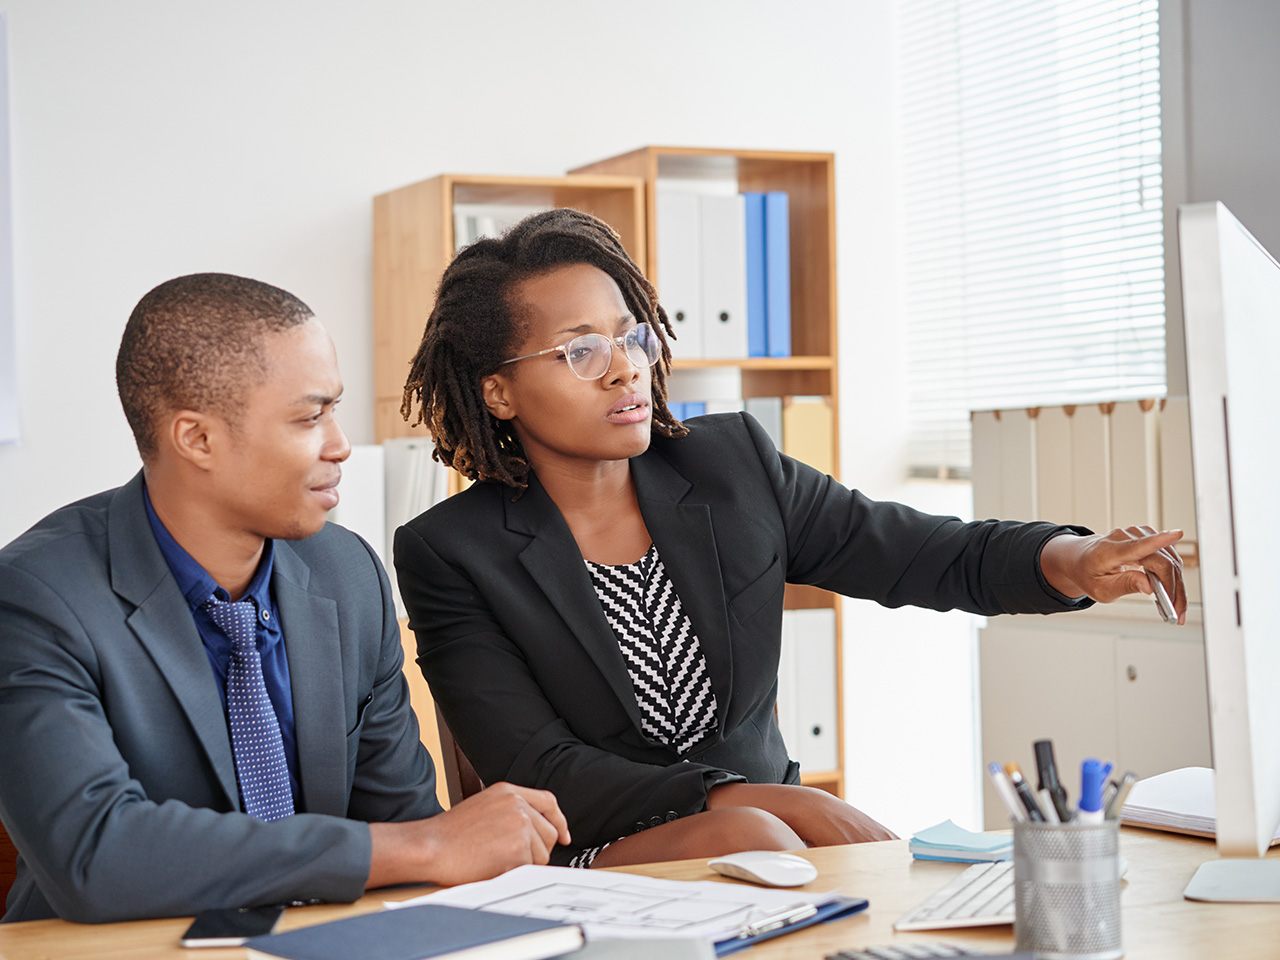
[499,322,661,380]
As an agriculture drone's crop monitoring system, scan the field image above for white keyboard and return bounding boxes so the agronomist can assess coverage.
[893,861,1015,931]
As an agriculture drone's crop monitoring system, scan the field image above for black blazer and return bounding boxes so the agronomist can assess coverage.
[394,413,1086,860]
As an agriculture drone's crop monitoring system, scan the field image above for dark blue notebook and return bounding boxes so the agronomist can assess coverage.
[243,903,585,960]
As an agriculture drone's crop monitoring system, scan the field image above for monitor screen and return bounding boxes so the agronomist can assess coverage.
[1179,201,1280,901]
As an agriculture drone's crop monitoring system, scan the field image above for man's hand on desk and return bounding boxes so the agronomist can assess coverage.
[706,782,897,845]
[366,782,569,889]
[1039,525,1187,624]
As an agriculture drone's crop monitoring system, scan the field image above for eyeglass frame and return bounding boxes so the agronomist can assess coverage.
[497,322,661,380]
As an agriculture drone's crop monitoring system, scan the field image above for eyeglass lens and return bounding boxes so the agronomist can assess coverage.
[566,323,660,379]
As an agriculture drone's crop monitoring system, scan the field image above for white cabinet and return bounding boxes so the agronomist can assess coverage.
[979,606,1210,828]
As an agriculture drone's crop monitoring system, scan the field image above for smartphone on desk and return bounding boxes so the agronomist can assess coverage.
[180,904,285,947]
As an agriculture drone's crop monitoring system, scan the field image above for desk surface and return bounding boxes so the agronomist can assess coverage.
[0,828,1275,959]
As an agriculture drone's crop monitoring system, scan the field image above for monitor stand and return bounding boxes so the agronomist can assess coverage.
[1184,860,1280,902]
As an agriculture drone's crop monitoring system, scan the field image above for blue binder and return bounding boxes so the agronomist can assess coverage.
[764,191,791,357]
[743,192,767,357]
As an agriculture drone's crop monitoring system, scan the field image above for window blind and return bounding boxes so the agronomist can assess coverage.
[899,0,1165,477]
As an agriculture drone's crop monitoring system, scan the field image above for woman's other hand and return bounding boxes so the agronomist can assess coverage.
[1039,526,1186,624]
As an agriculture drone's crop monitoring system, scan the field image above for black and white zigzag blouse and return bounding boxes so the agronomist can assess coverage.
[585,544,719,755]
[568,545,720,869]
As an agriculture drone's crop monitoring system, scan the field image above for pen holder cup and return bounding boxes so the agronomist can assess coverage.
[1013,820,1122,960]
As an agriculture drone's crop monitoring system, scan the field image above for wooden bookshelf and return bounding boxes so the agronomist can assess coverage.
[570,147,845,798]
[372,173,646,444]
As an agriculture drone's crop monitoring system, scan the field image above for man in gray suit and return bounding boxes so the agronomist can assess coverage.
[0,274,568,923]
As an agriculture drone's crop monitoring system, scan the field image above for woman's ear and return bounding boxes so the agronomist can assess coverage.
[482,375,516,420]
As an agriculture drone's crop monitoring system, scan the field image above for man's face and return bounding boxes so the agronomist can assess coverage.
[207,318,350,542]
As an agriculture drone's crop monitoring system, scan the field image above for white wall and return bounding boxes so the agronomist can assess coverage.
[1183,0,1280,254]
[1162,0,1280,396]
[0,0,899,535]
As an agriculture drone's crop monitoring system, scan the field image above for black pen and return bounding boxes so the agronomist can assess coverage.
[1034,739,1072,822]
[1005,762,1046,821]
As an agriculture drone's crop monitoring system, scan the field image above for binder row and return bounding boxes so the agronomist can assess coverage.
[327,439,454,620]
[776,608,839,773]
[670,396,834,478]
[656,188,791,360]
[970,398,1199,601]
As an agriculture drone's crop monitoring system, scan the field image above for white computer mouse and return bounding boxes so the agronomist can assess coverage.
[707,850,819,887]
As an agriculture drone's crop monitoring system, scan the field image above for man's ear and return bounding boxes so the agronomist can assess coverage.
[165,410,218,469]
[482,375,517,421]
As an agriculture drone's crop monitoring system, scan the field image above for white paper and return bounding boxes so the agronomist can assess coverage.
[1122,766,1216,832]
[386,864,837,942]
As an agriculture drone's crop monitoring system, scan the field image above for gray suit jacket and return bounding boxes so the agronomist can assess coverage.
[394,412,1088,862]
[0,472,442,923]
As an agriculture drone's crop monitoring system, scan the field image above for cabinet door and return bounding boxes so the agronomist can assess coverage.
[979,624,1117,828]
[1115,635,1210,777]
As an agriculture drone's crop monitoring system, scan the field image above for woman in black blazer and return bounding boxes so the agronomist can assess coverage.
[393,209,1185,867]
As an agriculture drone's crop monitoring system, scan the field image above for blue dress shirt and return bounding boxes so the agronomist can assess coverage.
[143,487,300,806]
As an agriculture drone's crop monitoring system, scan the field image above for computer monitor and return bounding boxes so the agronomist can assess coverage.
[1178,201,1280,902]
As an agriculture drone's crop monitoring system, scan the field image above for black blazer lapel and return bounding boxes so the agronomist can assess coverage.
[632,451,734,732]
[107,474,240,810]
[505,478,647,732]
[273,544,349,817]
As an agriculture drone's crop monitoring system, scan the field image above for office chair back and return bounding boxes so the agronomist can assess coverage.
[0,818,17,909]
[434,704,483,806]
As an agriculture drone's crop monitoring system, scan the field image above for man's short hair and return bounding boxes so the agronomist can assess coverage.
[116,273,314,459]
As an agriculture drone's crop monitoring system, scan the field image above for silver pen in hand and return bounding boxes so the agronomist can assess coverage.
[1146,569,1176,623]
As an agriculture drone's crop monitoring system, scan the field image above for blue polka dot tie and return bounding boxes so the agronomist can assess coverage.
[203,598,295,822]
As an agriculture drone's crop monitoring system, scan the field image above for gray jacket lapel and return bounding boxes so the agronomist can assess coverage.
[107,473,240,810]
[273,544,348,817]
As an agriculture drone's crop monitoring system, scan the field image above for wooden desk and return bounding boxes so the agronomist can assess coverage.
[0,829,1274,959]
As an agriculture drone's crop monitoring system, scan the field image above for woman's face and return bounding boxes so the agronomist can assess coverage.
[482,262,654,478]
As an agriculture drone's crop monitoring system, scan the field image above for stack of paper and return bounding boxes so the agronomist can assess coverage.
[1121,766,1217,836]
[909,820,1013,863]
[1122,766,1280,845]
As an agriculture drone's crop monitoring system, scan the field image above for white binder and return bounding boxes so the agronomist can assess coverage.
[778,608,839,773]
[383,438,452,619]
[655,190,704,358]
[775,611,800,760]
[325,444,386,566]
[698,193,749,359]
[745,396,784,451]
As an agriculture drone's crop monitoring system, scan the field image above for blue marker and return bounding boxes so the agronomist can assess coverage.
[1078,758,1108,823]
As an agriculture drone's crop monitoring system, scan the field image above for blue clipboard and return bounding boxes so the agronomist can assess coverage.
[714,896,869,956]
